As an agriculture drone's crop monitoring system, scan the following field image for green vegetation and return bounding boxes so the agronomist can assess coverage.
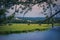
[54,23,60,26]
[0,24,51,34]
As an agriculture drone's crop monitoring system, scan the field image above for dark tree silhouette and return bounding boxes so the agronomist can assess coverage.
[0,0,60,27]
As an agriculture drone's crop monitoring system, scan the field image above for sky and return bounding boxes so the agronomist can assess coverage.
[6,0,60,17]
[15,4,45,17]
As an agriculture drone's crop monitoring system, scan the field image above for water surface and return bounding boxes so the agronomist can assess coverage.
[0,26,60,40]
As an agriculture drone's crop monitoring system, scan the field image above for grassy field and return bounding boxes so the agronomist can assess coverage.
[0,24,56,34]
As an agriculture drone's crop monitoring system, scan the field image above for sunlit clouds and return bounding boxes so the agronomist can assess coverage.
[6,0,60,17]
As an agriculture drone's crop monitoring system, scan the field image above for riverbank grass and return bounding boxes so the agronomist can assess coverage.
[0,24,51,34]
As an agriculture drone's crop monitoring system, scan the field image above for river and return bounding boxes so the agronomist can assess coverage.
[0,26,60,40]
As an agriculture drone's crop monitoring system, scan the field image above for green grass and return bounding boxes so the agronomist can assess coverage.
[0,24,52,34]
[54,23,60,26]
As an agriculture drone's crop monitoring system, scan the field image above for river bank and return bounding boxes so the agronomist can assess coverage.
[0,26,60,40]
[0,24,51,34]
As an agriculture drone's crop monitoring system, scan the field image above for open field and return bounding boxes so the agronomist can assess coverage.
[0,23,59,34]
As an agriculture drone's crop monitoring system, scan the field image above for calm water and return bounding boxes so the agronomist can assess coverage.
[0,26,60,40]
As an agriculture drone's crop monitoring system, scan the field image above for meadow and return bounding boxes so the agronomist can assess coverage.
[0,24,52,34]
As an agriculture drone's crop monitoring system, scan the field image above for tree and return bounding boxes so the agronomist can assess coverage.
[0,9,6,24]
[0,0,60,27]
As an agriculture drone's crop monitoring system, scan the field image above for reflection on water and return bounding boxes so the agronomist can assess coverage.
[0,26,60,40]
